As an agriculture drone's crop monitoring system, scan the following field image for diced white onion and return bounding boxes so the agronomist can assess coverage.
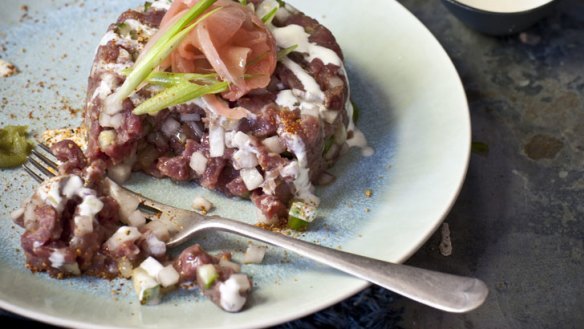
[41,181,64,211]
[209,124,225,158]
[144,233,166,257]
[62,263,81,275]
[105,226,141,251]
[232,131,251,150]
[62,175,83,198]
[98,130,117,149]
[232,150,258,170]
[108,162,133,184]
[78,195,104,217]
[219,258,241,273]
[144,220,170,242]
[243,244,267,264]
[240,168,264,191]
[157,265,180,288]
[189,151,208,176]
[224,130,237,148]
[109,183,140,220]
[192,196,213,214]
[140,257,164,278]
[127,209,146,227]
[118,257,134,278]
[74,215,93,236]
[262,136,286,154]
[161,118,181,137]
[99,112,123,129]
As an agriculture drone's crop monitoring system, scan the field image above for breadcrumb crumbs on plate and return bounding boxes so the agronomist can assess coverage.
[364,189,373,198]
[0,59,18,78]
[42,126,87,149]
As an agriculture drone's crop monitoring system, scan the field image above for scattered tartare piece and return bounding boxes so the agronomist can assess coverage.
[243,243,267,264]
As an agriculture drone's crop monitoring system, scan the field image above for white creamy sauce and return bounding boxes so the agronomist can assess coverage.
[124,19,157,37]
[344,101,374,157]
[276,59,337,124]
[280,58,324,102]
[99,31,118,46]
[219,275,249,312]
[271,24,342,66]
[271,24,342,124]
[280,134,320,205]
[150,0,172,11]
[455,0,552,13]
[346,127,374,157]
[92,16,159,122]
[91,73,118,103]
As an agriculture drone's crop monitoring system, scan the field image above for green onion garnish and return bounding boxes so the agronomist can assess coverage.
[287,216,309,231]
[277,44,298,61]
[133,81,229,116]
[351,100,360,124]
[239,0,247,5]
[261,5,279,24]
[146,72,220,87]
[116,0,219,102]
[323,136,334,155]
[144,1,152,11]
[287,201,317,231]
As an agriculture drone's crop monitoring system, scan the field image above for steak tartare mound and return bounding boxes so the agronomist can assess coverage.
[14,0,367,311]
[86,0,353,225]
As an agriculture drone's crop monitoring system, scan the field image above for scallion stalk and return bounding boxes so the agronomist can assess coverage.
[146,72,220,87]
[261,5,279,24]
[133,81,229,115]
[116,0,219,101]
[277,44,298,61]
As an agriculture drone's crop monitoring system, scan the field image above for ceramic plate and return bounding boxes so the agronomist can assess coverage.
[0,0,470,328]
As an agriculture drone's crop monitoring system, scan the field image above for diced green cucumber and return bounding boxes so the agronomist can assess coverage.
[288,201,318,231]
[197,264,218,289]
[132,268,161,305]
[287,215,309,231]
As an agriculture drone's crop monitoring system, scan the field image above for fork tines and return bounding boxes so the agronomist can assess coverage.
[23,144,60,183]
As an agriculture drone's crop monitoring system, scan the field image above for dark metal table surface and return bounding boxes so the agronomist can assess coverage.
[396,0,584,328]
[2,0,583,328]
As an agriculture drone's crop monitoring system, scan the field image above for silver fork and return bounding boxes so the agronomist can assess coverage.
[24,145,488,313]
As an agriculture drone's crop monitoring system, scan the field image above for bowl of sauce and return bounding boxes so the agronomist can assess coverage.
[441,0,558,35]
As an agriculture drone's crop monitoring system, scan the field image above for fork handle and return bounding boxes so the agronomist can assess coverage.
[169,216,488,313]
